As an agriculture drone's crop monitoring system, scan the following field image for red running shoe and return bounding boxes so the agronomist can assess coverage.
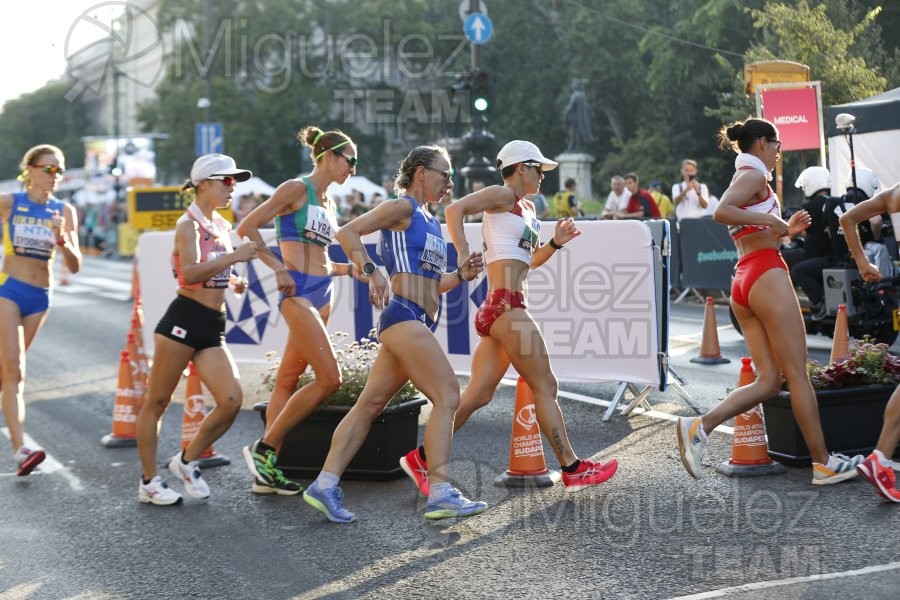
[399,448,430,496]
[15,446,46,476]
[562,458,618,492]
[856,452,900,503]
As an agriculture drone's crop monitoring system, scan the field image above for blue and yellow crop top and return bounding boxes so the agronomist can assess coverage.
[728,167,781,240]
[481,195,540,264]
[275,176,339,246]
[3,192,65,261]
[378,196,447,280]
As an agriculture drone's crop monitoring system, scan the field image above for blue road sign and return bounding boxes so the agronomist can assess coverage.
[464,13,493,45]
[195,122,224,156]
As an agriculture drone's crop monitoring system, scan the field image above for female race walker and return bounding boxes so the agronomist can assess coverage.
[238,126,384,495]
[303,145,487,522]
[840,183,900,502]
[136,154,258,505]
[0,144,81,475]
[675,117,861,485]
[400,140,619,496]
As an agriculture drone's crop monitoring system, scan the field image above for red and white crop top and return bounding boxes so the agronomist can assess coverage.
[481,196,540,264]
[171,210,233,289]
[728,168,781,240]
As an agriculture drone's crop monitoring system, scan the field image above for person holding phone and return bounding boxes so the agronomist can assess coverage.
[673,159,709,221]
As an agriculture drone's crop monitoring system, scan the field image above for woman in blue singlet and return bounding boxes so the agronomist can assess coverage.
[302,145,487,523]
[0,144,82,476]
[238,126,386,495]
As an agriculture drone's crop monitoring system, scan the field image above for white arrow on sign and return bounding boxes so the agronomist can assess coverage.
[471,16,486,42]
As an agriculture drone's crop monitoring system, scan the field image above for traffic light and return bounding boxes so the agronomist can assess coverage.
[471,69,490,113]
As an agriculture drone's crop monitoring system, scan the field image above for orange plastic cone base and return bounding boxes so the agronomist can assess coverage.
[715,357,785,477]
[179,363,230,468]
[830,304,851,365]
[494,377,560,488]
[691,297,730,364]
[101,350,138,447]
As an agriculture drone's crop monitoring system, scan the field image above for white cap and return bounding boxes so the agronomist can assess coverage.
[496,140,558,171]
[794,166,831,197]
[190,154,252,185]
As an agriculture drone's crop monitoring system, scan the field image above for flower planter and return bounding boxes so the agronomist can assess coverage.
[763,384,898,467]
[252,398,427,480]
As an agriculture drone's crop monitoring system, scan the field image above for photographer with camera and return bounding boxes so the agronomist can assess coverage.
[672,159,709,221]
[790,166,835,320]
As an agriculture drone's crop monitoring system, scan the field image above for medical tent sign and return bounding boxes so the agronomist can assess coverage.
[759,86,822,151]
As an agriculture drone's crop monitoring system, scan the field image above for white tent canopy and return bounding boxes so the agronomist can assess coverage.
[327,175,385,204]
[233,176,276,198]
[827,87,900,195]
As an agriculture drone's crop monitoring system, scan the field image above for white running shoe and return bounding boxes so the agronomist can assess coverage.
[138,476,183,505]
[675,416,708,479]
[168,452,210,499]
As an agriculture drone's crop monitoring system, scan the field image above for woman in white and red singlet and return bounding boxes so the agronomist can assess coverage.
[675,117,862,485]
[136,154,258,506]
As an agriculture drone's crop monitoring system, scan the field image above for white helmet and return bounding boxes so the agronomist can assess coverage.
[846,167,880,198]
[794,166,831,197]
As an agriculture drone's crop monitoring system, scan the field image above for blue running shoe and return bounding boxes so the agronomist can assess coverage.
[303,481,357,523]
[423,487,488,520]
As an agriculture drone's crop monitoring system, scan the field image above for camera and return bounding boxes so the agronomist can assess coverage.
[688,174,696,181]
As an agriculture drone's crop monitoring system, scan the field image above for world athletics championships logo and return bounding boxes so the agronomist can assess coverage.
[65,2,164,101]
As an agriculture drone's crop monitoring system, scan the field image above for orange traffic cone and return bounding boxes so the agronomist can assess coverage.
[830,304,851,365]
[180,362,230,468]
[691,296,731,364]
[100,350,138,447]
[715,357,785,477]
[131,260,141,304]
[494,377,561,488]
[125,332,148,403]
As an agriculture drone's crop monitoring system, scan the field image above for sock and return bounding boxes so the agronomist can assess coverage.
[257,440,276,456]
[418,445,427,462]
[142,476,153,485]
[429,482,451,501]
[180,452,191,465]
[561,459,581,473]
[698,421,709,443]
[874,449,891,467]
[316,471,340,491]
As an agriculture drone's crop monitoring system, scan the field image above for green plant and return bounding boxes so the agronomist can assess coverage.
[806,336,900,391]
[260,331,420,407]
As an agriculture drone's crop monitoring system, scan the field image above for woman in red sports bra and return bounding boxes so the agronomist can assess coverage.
[675,117,863,486]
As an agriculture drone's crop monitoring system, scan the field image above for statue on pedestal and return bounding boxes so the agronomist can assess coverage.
[564,79,593,153]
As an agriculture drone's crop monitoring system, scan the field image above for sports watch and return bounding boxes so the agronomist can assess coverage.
[362,262,377,275]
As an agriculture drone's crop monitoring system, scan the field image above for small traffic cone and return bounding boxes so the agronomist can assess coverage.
[830,304,851,365]
[100,350,138,447]
[715,357,785,477]
[494,377,561,488]
[180,362,230,468]
[131,260,141,304]
[691,296,731,364]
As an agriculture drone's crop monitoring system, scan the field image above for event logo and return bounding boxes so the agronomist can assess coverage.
[65,2,165,101]
[225,261,273,345]
[515,404,537,431]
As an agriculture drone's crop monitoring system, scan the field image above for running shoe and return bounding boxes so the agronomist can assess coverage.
[812,452,863,485]
[14,445,46,477]
[562,458,619,492]
[243,439,277,486]
[399,448,430,496]
[856,452,900,502]
[303,481,357,523]
[251,473,303,496]
[168,452,210,499]
[138,476,183,506]
[423,487,488,520]
[675,416,707,479]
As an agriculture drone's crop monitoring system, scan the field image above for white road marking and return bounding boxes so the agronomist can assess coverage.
[0,429,83,491]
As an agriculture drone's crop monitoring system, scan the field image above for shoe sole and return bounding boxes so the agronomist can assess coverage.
[856,463,900,502]
[675,419,701,479]
[423,504,488,520]
[564,460,619,493]
[302,491,356,523]
[16,450,46,476]
[242,445,275,486]
[251,481,302,496]
[139,491,183,506]
[168,458,210,499]
[399,456,429,497]
[811,468,859,485]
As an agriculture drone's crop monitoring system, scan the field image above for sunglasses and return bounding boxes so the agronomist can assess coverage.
[32,164,64,175]
[424,166,453,182]
[332,149,358,169]
[207,175,236,187]
[522,161,543,173]
[766,138,782,151]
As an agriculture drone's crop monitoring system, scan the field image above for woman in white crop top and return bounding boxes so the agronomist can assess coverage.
[676,117,863,486]
[409,140,619,494]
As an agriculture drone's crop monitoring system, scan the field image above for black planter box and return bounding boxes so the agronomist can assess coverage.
[763,384,898,467]
[252,398,427,480]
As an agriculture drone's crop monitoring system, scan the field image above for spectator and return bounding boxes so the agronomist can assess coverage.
[618,173,661,219]
[551,178,579,218]
[789,166,834,320]
[672,159,710,221]
[648,180,674,218]
[601,175,630,220]
[527,191,550,219]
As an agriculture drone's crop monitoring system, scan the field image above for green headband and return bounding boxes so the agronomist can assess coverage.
[315,140,350,162]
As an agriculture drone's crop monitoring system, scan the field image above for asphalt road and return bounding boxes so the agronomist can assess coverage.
[0,258,898,599]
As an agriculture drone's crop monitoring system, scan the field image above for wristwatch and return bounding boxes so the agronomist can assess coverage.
[362,262,376,275]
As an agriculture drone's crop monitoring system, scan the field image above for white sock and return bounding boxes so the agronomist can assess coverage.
[316,471,340,490]
[696,419,708,443]
[874,449,892,468]
[429,482,452,501]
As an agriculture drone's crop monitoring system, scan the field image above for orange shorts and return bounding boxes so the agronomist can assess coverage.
[474,288,526,337]
[731,248,787,309]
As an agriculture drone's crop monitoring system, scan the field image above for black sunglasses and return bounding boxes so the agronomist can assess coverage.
[332,149,358,169]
